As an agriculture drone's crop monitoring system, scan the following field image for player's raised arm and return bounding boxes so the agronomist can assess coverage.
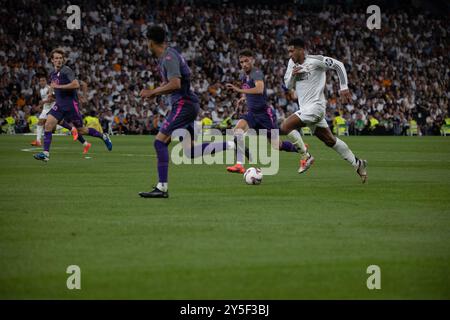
[284,58,297,90]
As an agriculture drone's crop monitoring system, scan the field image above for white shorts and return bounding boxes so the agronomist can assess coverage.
[38,103,54,120]
[295,103,329,133]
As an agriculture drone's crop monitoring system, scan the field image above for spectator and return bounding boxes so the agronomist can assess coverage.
[0,1,448,136]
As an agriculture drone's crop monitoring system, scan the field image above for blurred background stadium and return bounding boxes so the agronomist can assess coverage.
[1,0,450,300]
[1,0,449,137]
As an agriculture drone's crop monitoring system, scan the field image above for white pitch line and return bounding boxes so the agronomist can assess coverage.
[20,147,42,152]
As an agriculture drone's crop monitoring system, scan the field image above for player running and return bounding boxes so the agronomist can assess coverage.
[33,48,112,162]
[30,74,92,155]
[30,75,56,147]
[139,26,233,198]
[281,38,368,182]
[225,49,307,174]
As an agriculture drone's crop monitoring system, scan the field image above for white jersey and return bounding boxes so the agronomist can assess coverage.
[284,55,348,109]
[40,85,54,111]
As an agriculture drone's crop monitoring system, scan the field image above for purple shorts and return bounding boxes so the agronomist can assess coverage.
[241,107,278,137]
[160,98,200,137]
[48,100,83,128]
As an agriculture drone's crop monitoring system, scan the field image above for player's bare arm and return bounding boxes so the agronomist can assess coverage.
[226,80,264,95]
[80,80,88,96]
[140,77,181,98]
[236,95,246,106]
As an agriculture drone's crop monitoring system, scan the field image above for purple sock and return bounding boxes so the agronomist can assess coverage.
[280,140,298,152]
[154,140,169,183]
[77,135,86,144]
[60,120,72,130]
[188,142,228,158]
[88,128,103,138]
[44,131,52,152]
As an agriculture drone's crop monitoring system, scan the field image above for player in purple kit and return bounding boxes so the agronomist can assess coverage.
[225,50,307,174]
[139,26,233,198]
[33,48,112,162]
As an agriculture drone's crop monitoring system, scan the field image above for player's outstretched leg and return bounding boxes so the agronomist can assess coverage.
[278,140,299,153]
[227,120,251,174]
[34,115,58,162]
[227,128,246,174]
[184,141,234,159]
[315,127,368,183]
[139,134,170,198]
[280,115,314,174]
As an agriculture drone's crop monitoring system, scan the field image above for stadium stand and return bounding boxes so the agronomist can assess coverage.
[0,0,448,136]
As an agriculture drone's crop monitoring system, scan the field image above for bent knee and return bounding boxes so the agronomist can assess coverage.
[280,122,292,134]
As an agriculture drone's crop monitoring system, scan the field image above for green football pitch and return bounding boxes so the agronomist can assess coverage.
[0,135,449,299]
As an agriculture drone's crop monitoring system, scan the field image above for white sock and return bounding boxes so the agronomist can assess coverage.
[36,125,43,142]
[157,182,168,192]
[234,129,245,165]
[287,130,307,154]
[43,151,49,157]
[83,141,89,146]
[332,138,358,169]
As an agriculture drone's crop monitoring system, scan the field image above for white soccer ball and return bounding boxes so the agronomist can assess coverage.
[244,167,263,185]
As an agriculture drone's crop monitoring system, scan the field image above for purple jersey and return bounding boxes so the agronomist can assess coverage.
[159,47,199,106]
[240,68,267,113]
[49,65,78,104]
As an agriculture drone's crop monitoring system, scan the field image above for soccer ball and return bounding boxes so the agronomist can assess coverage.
[244,167,263,185]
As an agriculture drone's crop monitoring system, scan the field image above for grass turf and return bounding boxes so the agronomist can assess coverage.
[0,134,449,299]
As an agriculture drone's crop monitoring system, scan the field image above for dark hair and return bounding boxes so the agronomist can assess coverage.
[147,26,166,44]
[239,49,253,58]
[288,38,305,48]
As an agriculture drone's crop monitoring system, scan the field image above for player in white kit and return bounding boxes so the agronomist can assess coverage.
[30,76,56,146]
[280,38,368,183]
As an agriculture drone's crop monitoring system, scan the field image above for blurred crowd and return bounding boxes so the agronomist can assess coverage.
[0,0,449,136]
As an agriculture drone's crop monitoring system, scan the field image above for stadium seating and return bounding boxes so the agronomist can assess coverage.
[0,2,447,136]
